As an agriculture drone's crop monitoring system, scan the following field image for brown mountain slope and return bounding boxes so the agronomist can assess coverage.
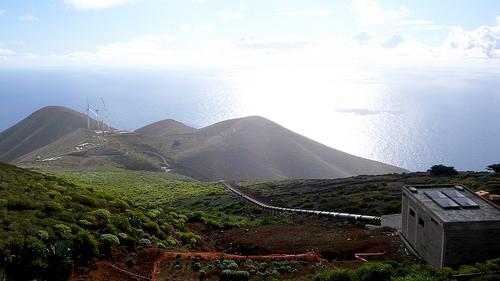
[159,116,407,181]
[135,119,196,137]
[2,107,406,180]
[0,106,90,162]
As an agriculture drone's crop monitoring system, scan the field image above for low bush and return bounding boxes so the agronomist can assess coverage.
[220,269,250,281]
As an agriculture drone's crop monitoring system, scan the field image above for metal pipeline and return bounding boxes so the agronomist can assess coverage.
[221,181,381,224]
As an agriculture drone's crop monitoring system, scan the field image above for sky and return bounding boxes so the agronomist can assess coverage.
[1,0,500,69]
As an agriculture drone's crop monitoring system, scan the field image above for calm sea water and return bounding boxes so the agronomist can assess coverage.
[1,67,499,172]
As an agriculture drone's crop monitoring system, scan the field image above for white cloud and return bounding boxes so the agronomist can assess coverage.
[7,16,500,68]
[396,20,457,32]
[397,20,433,26]
[217,8,241,22]
[238,37,311,50]
[0,9,6,16]
[0,48,15,58]
[352,0,409,26]
[19,14,40,22]
[444,16,500,58]
[179,23,214,33]
[63,34,182,65]
[382,34,404,48]
[62,0,134,11]
[278,9,332,17]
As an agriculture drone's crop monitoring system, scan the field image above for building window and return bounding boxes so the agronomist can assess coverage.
[418,217,425,227]
[409,208,415,217]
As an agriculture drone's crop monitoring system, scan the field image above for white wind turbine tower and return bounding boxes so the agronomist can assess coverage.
[100,97,110,132]
[86,98,101,130]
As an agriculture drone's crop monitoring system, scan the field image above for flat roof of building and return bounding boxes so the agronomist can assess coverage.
[403,185,500,223]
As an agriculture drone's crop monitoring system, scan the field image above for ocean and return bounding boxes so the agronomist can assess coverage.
[1,67,499,172]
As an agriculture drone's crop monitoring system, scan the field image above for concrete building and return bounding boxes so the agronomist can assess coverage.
[401,185,500,267]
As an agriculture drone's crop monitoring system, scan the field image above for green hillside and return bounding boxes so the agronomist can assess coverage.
[0,163,248,280]
[54,170,265,226]
[237,172,500,216]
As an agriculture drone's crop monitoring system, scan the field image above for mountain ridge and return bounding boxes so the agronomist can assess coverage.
[158,115,406,180]
[2,106,407,180]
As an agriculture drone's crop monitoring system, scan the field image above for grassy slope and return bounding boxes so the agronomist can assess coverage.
[0,163,218,247]
[16,128,96,162]
[238,172,500,216]
[18,132,169,172]
[0,106,90,162]
[56,170,224,207]
[54,170,270,227]
[2,164,499,280]
[0,163,266,280]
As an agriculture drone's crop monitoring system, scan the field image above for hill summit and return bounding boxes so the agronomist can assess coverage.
[152,116,406,180]
[135,119,196,137]
[0,106,90,162]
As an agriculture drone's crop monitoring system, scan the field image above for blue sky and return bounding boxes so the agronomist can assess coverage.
[1,0,500,68]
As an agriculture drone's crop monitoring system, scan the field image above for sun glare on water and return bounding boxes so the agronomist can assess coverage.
[216,66,393,164]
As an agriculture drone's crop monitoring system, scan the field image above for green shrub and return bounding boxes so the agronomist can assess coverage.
[314,268,353,281]
[71,231,99,265]
[487,164,500,173]
[143,221,161,236]
[485,258,500,272]
[220,269,250,281]
[44,201,64,212]
[100,233,120,245]
[392,275,439,281]
[92,209,112,225]
[5,236,49,280]
[470,274,500,281]
[219,260,238,270]
[179,232,200,245]
[77,219,92,228]
[99,233,120,258]
[37,230,49,240]
[6,196,39,210]
[126,255,136,267]
[200,269,207,279]
[192,261,202,271]
[355,262,393,281]
[458,265,481,274]
[428,165,458,176]
[53,224,72,239]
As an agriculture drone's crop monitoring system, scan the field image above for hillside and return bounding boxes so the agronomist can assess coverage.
[135,119,196,137]
[155,116,406,180]
[0,162,212,280]
[0,106,90,162]
[2,107,406,180]
[236,172,500,216]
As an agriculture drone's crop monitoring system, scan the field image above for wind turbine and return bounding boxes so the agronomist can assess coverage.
[100,97,109,132]
[86,98,100,130]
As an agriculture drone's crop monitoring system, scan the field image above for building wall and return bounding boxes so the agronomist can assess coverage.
[444,221,500,266]
[402,190,444,267]
[402,192,409,237]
